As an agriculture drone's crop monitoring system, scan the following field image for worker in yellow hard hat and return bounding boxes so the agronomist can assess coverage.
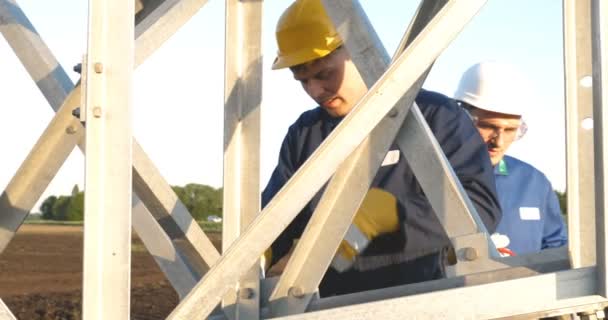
[262,0,502,296]
[272,0,365,118]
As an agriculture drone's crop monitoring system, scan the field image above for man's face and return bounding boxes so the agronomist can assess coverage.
[291,47,367,117]
[469,107,522,166]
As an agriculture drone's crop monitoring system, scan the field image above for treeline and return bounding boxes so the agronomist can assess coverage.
[556,190,567,217]
[38,184,567,222]
[39,183,223,221]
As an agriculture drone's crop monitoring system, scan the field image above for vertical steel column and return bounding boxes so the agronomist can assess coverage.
[591,0,608,297]
[563,0,596,268]
[222,0,263,319]
[82,0,134,318]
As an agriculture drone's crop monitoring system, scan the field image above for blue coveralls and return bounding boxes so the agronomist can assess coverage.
[262,90,502,296]
[494,156,567,255]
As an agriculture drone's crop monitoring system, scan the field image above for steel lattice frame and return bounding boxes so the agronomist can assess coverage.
[0,0,607,319]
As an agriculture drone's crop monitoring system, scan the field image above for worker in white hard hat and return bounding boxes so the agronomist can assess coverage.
[454,61,567,256]
[261,0,502,297]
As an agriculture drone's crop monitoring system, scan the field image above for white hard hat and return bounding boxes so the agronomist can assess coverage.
[454,61,529,117]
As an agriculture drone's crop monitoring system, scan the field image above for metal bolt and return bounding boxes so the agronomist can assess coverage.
[288,286,304,298]
[71,107,81,118]
[73,63,82,74]
[238,287,255,300]
[388,107,399,118]
[92,106,102,118]
[65,125,77,135]
[463,247,478,261]
[94,62,104,73]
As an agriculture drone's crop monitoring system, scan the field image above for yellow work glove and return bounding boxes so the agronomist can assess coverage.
[260,248,272,273]
[331,188,400,272]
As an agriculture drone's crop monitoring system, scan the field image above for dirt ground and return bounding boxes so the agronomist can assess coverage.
[0,224,222,320]
[2,225,585,319]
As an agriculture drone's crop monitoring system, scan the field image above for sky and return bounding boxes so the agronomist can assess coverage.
[0,0,568,213]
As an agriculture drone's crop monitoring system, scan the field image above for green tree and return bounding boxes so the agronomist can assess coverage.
[52,196,72,221]
[71,184,80,196]
[66,192,84,221]
[40,183,223,222]
[555,190,567,217]
[172,186,185,204]
[40,195,57,220]
[172,183,223,221]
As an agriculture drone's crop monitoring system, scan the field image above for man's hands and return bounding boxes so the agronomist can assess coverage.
[331,188,400,272]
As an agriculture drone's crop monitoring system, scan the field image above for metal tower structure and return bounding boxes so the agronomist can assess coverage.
[0,0,607,319]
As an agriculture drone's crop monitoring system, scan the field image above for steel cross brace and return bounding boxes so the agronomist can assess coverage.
[166,0,496,318]
[0,0,218,299]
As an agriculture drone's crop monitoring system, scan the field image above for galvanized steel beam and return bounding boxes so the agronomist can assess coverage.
[0,0,73,110]
[0,0,215,299]
[563,0,596,269]
[81,0,134,317]
[591,0,608,297]
[222,0,263,319]
[283,267,605,320]
[0,299,15,320]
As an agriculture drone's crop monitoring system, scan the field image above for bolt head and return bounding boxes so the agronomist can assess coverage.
[71,107,81,118]
[238,287,255,300]
[65,125,77,134]
[288,286,304,298]
[92,106,102,118]
[94,62,104,73]
[463,247,478,261]
[388,107,399,118]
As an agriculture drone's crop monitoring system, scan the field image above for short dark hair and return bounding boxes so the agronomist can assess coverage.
[455,100,477,121]
[456,100,477,112]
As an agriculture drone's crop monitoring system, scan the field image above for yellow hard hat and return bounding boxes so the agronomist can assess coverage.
[272,0,344,70]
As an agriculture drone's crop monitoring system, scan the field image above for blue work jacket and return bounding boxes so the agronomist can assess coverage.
[262,90,501,296]
[494,156,567,255]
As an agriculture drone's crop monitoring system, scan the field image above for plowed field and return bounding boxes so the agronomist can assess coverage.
[0,224,222,320]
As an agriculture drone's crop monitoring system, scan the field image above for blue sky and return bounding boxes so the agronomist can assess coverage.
[0,1,567,212]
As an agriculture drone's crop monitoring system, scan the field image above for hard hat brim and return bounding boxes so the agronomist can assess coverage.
[458,95,523,117]
[272,40,342,70]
